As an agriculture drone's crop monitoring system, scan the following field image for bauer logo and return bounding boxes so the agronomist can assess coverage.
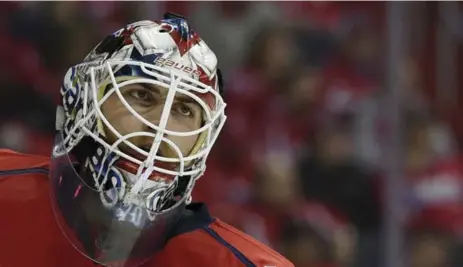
[154,57,201,77]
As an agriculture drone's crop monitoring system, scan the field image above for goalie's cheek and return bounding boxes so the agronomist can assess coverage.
[101,113,146,146]
[159,108,203,158]
[100,94,147,138]
[160,134,200,159]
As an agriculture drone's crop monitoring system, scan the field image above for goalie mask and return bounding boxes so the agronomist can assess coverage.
[49,14,226,267]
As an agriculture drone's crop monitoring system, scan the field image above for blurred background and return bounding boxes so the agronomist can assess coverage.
[1,1,463,267]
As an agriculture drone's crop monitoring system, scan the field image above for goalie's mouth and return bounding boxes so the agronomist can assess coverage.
[115,146,178,182]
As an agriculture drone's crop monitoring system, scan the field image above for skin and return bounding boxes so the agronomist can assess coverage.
[101,83,203,159]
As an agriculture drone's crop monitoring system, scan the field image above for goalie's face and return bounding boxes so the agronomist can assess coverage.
[50,18,227,267]
[101,83,203,160]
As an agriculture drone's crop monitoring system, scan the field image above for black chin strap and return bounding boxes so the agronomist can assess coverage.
[217,69,225,96]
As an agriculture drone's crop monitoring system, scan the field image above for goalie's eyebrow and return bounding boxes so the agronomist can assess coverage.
[138,83,198,105]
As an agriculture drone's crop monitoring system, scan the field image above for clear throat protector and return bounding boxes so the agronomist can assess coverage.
[50,135,187,267]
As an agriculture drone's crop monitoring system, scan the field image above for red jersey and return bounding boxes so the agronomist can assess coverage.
[0,149,294,267]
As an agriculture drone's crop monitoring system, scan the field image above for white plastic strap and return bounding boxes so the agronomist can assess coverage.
[55,106,65,131]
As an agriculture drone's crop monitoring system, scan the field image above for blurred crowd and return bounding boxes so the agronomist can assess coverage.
[1,2,463,267]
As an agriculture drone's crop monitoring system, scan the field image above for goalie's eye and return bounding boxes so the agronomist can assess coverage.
[172,103,193,117]
[126,87,157,107]
[130,89,152,101]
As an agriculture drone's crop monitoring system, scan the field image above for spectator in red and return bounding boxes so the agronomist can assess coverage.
[319,14,382,116]
[216,23,300,178]
[404,112,463,236]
